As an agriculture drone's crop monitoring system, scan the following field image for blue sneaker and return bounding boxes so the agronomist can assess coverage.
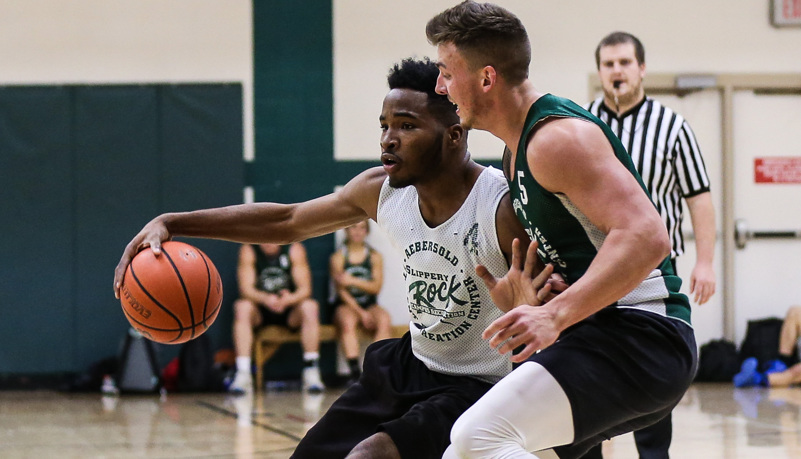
[734,357,765,388]
[764,359,787,375]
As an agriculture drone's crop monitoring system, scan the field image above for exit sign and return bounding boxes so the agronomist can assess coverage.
[755,157,801,183]
[772,0,801,27]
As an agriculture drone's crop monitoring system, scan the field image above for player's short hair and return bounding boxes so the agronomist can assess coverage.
[387,57,459,125]
[426,1,530,85]
[595,31,646,69]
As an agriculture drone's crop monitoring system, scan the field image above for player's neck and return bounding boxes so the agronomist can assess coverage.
[487,80,543,161]
[347,241,366,252]
[346,242,368,261]
[416,160,483,228]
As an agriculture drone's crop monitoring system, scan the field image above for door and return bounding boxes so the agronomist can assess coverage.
[655,90,725,348]
[732,91,801,343]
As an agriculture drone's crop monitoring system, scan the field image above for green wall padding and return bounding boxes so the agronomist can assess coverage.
[0,84,243,374]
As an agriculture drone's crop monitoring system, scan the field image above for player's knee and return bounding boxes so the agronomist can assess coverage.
[449,414,517,459]
[376,308,391,326]
[301,299,320,319]
[337,314,358,333]
[233,299,254,321]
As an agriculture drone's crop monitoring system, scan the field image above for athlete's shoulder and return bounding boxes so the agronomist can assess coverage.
[482,166,507,184]
[347,166,387,189]
[338,166,387,220]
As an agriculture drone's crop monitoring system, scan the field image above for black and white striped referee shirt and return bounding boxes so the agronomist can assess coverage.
[585,96,711,259]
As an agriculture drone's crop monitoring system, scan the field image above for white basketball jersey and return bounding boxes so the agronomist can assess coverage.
[376,167,512,383]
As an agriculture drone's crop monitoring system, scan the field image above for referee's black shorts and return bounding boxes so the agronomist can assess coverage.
[292,332,494,459]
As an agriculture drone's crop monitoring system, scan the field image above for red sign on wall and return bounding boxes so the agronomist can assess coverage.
[755,157,801,183]
[772,0,801,27]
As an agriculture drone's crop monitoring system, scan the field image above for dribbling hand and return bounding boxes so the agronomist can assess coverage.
[113,216,172,299]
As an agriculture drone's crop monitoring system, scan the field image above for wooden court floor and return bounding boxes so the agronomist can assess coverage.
[1,383,800,458]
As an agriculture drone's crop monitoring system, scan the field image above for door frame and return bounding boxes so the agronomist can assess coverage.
[589,72,801,340]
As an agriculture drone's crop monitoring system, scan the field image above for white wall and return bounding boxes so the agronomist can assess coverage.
[0,0,254,160]
[334,0,801,161]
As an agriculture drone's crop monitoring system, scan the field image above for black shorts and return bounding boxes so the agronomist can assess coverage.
[291,333,494,459]
[531,308,697,458]
[257,306,294,330]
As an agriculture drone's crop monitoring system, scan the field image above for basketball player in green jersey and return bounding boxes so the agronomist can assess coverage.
[427,2,697,458]
[229,242,323,394]
[329,220,393,383]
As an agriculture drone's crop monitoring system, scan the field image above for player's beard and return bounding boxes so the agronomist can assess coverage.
[387,133,445,189]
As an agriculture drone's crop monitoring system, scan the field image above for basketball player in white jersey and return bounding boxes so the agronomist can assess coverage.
[114,57,557,459]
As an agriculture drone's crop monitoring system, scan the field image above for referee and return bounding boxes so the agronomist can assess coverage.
[583,32,716,459]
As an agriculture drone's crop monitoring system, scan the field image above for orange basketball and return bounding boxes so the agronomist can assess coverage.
[119,241,223,344]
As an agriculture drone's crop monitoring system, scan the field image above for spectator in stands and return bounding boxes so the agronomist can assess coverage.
[229,242,323,394]
[330,220,392,384]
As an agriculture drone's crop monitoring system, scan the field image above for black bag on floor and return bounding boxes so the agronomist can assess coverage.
[694,339,740,382]
[117,328,160,393]
[177,333,225,392]
[739,317,785,371]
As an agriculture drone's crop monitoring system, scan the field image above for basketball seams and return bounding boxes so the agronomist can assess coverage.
[120,306,190,334]
[162,246,197,340]
[127,263,187,343]
[198,251,215,329]
[120,241,221,344]
[199,251,212,328]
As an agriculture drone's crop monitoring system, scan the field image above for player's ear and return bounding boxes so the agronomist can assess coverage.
[481,65,496,93]
[447,123,465,145]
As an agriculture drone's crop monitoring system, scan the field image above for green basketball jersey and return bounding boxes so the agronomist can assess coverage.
[509,94,690,324]
[253,244,294,294]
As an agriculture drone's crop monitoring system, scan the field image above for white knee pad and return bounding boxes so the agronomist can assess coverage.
[448,362,574,459]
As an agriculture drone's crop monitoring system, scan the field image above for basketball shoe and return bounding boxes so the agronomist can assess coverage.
[228,371,253,395]
[303,366,324,393]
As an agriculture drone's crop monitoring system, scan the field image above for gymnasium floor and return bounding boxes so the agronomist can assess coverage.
[1,383,800,458]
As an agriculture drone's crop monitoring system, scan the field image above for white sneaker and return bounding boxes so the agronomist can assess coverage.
[228,371,253,395]
[302,366,324,393]
[100,375,119,396]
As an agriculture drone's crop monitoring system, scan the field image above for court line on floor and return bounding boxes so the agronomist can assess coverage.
[196,400,303,442]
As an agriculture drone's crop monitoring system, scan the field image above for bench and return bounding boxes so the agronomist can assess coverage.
[253,323,408,390]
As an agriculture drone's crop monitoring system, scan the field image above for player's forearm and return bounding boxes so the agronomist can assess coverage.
[240,287,270,305]
[339,289,362,311]
[347,277,382,295]
[158,203,300,244]
[284,285,312,306]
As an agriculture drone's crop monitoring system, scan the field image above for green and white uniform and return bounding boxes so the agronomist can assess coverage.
[253,244,295,326]
[510,94,691,324]
[443,96,697,459]
[334,245,377,309]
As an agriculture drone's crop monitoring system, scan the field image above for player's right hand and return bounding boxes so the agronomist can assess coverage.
[113,216,172,299]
